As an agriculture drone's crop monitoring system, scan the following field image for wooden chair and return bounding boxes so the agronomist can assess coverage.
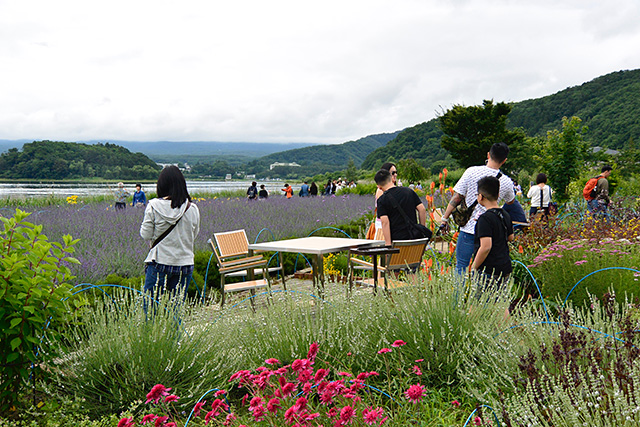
[214,229,286,285]
[208,230,272,307]
[348,238,430,293]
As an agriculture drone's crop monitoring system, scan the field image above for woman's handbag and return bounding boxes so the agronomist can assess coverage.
[365,221,377,239]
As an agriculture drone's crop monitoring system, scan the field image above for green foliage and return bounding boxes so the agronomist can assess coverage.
[0,141,161,180]
[345,158,358,183]
[439,100,527,169]
[397,158,430,184]
[52,289,220,417]
[0,209,82,413]
[539,116,590,202]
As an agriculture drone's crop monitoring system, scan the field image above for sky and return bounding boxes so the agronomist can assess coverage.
[1,0,640,145]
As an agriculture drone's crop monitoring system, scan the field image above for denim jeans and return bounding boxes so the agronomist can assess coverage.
[455,231,476,275]
[144,262,192,303]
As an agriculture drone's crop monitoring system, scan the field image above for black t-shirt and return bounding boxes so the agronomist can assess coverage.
[474,208,513,276]
[258,189,268,199]
[377,187,424,241]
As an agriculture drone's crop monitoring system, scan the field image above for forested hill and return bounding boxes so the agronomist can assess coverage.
[362,68,640,170]
[245,132,401,176]
[0,140,161,180]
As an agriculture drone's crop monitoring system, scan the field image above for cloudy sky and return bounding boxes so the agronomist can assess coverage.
[1,0,639,144]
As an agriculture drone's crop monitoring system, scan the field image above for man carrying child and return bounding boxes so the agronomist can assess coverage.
[471,176,515,287]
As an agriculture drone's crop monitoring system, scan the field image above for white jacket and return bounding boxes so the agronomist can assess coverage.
[140,198,200,266]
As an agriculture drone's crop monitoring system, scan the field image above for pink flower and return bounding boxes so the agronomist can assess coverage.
[412,365,422,376]
[214,390,226,397]
[252,405,266,422]
[377,348,392,354]
[165,423,176,427]
[473,416,482,425]
[339,405,356,425]
[146,384,171,404]
[141,414,158,425]
[451,400,461,407]
[337,371,353,377]
[404,384,425,403]
[415,359,424,363]
[391,340,406,347]
[265,358,281,365]
[249,396,263,411]
[267,398,281,413]
[362,407,384,425]
[223,413,237,426]
[117,418,134,427]
[308,342,319,361]
[314,368,329,383]
[193,401,206,418]
[574,260,588,265]
[164,394,179,403]
[154,416,169,427]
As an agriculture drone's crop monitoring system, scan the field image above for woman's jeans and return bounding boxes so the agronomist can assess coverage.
[144,262,193,308]
[455,231,476,275]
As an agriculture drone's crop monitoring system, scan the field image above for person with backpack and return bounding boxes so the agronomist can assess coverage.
[527,173,553,220]
[246,181,258,200]
[583,165,612,215]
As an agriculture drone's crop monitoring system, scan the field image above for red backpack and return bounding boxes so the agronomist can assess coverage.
[583,176,602,201]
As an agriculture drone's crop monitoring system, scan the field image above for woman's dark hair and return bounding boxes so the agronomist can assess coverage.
[535,173,547,184]
[156,166,190,209]
[380,162,396,171]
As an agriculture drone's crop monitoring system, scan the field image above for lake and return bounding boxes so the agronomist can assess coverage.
[0,181,288,198]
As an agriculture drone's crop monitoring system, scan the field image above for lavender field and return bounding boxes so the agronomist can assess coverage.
[10,195,374,283]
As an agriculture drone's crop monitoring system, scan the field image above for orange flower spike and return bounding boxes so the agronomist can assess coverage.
[439,172,443,183]
[430,181,435,193]
[449,242,455,255]
[427,259,433,269]
[439,183,445,193]
[440,264,445,274]
[518,245,524,254]
[443,168,448,180]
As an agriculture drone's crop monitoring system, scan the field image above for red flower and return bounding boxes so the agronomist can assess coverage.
[165,423,176,427]
[154,416,169,427]
[473,416,482,425]
[339,405,356,425]
[164,394,179,403]
[117,418,134,427]
[267,398,281,413]
[193,401,206,418]
[265,358,280,365]
[451,400,461,407]
[308,342,319,361]
[141,414,158,425]
[377,348,392,354]
[391,340,406,347]
[404,384,425,403]
[337,371,352,377]
[249,396,263,411]
[415,359,424,363]
[412,365,423,376]
[314,368,329,383]
[146,384,171,404]
[214,390,226,397]
[223,413,236,426]
[362,407,384,425]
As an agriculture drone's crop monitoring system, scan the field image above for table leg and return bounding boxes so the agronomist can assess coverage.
[317,254,325,297]
[247,249,255,281]
[372,254,378,295]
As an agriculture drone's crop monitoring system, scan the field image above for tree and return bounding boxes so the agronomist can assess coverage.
[539,116,590,202]
[345,159,358,183]
[439,100,526,169]
[397,158,429,185]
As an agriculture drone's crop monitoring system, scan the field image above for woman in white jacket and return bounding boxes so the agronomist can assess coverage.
[140,166,200,300]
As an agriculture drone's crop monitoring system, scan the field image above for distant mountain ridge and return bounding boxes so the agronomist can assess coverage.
[362,69,640,170]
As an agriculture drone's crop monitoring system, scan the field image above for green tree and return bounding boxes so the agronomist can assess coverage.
[439,100,526,169]
[397,158,429,184]
[345,158,358,183]
[539,116,590,202]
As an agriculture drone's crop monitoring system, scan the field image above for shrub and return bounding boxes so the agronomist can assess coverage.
[0,209,82,414]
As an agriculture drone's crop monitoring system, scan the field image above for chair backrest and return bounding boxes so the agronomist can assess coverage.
[387,238,429,271]
[213,229,250,260]
[207,238,225,267]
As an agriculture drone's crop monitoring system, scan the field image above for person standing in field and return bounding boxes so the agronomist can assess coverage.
[310,182,318,196]
[282,183,293,199]
[527,173,553,220]
[258,184,269,199]
[114,182,130,210]
[132,183,147,207]
[140,166,200,301]
[247,181,258,200]
[299,181,310,197]
[439,143,516,275]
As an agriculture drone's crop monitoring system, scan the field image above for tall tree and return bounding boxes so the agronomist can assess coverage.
[539,116,590,202]
[397,158,429,185]
[439,100,526,169]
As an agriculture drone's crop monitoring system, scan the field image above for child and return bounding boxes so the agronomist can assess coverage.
[471,176,514,287]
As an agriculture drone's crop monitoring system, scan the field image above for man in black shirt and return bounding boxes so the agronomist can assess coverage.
[375,169,427,245]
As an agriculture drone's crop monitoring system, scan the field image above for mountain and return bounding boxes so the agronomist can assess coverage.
[245,132,401,177]
[362,69,640,170]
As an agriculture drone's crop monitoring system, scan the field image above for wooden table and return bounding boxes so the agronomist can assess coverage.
[248,236,384,296]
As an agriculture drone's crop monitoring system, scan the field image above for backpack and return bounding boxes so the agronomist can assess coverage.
[582,176,602,201]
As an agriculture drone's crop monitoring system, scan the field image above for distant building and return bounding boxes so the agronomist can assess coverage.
[592,146,620,156]
[225,174,232,180]
[270,162,301,170]
[245,174,256,179]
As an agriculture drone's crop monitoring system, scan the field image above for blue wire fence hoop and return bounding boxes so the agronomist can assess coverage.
[563,267,640,307]
[462,404,501,427]
[184,388,231,427]
[511,260,550,322]
[495,321,634,348]
[212,289,333,324]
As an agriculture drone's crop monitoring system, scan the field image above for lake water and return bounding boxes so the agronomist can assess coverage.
[0,181,287,198]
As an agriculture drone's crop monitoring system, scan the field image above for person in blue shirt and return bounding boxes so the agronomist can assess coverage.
[132,183,147,207]
[299,181,310,197]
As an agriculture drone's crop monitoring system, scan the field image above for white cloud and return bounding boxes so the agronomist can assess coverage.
[0,0,639,143]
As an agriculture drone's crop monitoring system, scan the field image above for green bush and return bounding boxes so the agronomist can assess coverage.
[0,209,83,414]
